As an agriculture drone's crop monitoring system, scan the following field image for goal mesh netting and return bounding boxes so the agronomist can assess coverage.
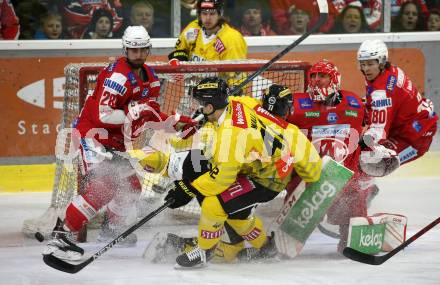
[22,59,310,238]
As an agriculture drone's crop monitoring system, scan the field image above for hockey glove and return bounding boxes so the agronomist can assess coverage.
[125,99,161,121]
[168,49,189,62]
[172,113,199,139]
[165,180,199,209]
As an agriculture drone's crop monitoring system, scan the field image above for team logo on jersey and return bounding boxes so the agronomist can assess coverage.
[103,78,127,95]
[299,98,313,109]
[231,101,248,128]
[345,110,358,117]
[305,111,320,118]
[215,38,226,53]
[327,112,338,123]
[312,124,351,138]
[312,137,350,163]
[346,96,361,108]
[386,75,396,92]
[372,98,392,108]
[412,120,422,132]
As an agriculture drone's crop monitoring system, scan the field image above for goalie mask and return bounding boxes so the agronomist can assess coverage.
[192,77,229,111]
[307,59,341,102]
[262,84,293,118]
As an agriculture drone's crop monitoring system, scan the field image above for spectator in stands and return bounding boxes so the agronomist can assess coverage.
[427,8,440,30]
[0,0,20,39]
[330,4,371,33]
[268,0,339,34]
[332,1,382,32]
[426,0,440,9]
[34,12,65,39]
[392,1,425,32]
[60,0,123,39]
[16,0,47,39]
[128,1,168,37]
[237,2,277,36]
[281,3,311,35]
[82,8,114,39]
[391,0,428,19]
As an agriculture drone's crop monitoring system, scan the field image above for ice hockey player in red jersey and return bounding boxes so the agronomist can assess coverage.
[282,59,369,252]
[357,39,438,178]
[43,26,196,261]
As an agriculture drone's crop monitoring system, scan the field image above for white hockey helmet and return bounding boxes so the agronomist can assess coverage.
[122,26,152,49]
[357,39,388,65]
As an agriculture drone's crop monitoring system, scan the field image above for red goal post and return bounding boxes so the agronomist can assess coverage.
[22,59,311,238]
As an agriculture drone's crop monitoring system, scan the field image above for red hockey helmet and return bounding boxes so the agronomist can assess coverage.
[197,0,224,16]
[307,59,341,102]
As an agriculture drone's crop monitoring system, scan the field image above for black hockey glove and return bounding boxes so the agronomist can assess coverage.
[165,180,199,209]
[168,49,189,62]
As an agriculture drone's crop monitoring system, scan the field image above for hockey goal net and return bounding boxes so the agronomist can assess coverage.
[22,59,310,238]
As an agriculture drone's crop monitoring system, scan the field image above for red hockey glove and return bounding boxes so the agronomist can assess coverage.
[173,113,199,139]
[125,99,161,121]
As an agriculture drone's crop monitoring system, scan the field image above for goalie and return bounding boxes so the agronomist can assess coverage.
[134,77,322,268]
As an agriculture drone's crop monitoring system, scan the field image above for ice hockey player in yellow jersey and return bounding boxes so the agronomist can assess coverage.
[169,0,247,63]
[157,77,322,268]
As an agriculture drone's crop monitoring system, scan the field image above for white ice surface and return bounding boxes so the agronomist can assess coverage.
[0,176,439,285]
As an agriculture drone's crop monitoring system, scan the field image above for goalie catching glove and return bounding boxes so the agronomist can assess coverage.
[165,180,200,209]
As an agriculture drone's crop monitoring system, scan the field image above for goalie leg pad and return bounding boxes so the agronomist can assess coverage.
[65,195,98,232]
[347,213,407,254]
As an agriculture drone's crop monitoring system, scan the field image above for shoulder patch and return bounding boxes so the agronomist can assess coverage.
[215,38,226,53]
[185,28,199,41]
[386,75,396,92]
[231,101,248,128]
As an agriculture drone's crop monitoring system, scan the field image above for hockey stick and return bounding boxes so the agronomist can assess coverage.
[43,199,174,274]
[229,0,328,95]
[343,217,440,265]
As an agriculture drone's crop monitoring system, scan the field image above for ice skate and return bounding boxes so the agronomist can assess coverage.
[43,218,84,261]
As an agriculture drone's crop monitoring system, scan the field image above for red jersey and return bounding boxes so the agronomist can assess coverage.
[76,57,161,151]
[363,65,438,147]
[60,0,123,38]
[0,0,19,39]
[286,91,364,173]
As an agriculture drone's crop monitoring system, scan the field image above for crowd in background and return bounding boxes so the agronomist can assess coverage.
[1,0,440,40]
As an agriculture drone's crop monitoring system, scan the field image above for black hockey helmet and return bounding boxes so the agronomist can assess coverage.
[197,0,224,16]
[192,77,229,110]
[262,84,293,118]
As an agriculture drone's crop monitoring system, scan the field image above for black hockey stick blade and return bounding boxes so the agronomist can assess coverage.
[343,217,440,265]
[42,199,174,274]
[229,0,328,95]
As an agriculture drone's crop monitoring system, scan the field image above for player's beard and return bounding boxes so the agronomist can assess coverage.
[127,59,144,69]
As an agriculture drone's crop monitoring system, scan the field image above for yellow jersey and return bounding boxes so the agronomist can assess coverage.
[175,20,247,62]
[192,96,322,196]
